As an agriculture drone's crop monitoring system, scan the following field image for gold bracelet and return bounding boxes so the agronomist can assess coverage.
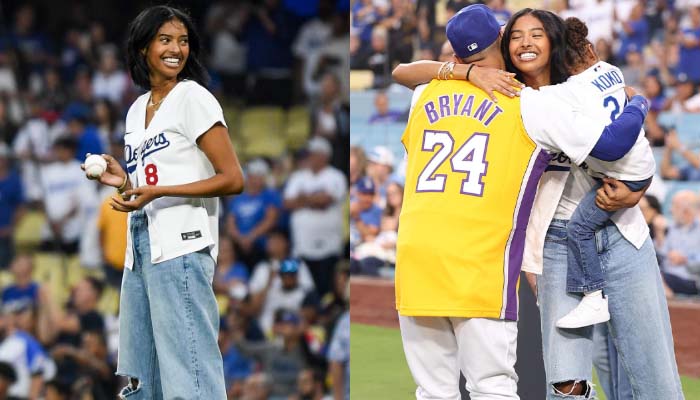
[437,61,448,80]
[447,62,456,80]
[117,174,128,192]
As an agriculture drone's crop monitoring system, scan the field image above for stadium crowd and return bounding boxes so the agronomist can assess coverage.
[349,0,700,299]
[0,1,350,399]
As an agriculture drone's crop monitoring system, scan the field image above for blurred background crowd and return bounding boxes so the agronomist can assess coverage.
[0,0,350,399]
[349,0,700,300]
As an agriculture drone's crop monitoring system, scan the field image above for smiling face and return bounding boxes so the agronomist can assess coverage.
[508,14,551,86]
[145,18,189,86]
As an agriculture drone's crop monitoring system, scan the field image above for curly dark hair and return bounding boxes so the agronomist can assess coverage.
[501,8,569,85]
[564,17,593,72]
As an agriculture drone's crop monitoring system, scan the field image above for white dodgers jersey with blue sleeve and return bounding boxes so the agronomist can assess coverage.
[563,61,655,181]
[123,80,227,268]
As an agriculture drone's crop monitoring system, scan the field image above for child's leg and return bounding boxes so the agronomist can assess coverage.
[566,186,615,294]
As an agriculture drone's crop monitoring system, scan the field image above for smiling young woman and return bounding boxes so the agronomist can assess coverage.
[81,5,243,399]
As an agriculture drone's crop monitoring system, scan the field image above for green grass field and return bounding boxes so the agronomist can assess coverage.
[351,323,700,399]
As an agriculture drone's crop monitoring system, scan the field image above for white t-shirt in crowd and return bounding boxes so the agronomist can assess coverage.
[248,259,316,295]
[123,80,227,268]
[40,159,96,242]
[284,166,347,260]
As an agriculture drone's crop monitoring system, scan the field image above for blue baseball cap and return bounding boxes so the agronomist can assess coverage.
[356,176,376,194]
[279,258,300,274]
[446,4,501,59]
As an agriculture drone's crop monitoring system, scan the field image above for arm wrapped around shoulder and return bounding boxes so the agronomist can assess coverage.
[590,95,649,162]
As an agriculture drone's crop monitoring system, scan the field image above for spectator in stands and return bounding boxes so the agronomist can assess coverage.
[352,0,381,49]
[40,68,69,114]
[678,6,700,84]
[289,368,330,400]
[0,302,52,400]
[236,308,309,398]
[368,91,405,123]
[91,46,129,106]
[93,100,124,153]
[365,145,395,208]
[0,362,16,400]
[616,2,649,63]
[311,72,350,176]
[327,310,349,400]
[227,159,281,268]
[96,190,127,290]
[50,330,116,399]
[659,190,700,295]
[308,12,351,102]
[350,177,382,250]
[12,102,64,204]
[39,137,96,254]
[595,37,617,65]
[39,277,105,348]
[366,26,391,88]
[65,114,103,162]
[284,137,346,297]
[214,234,250,300]
[349,146,367,196]
[241,372,272,400]
[250,258,318,335]
[666,72,697,115]
[5,4,51,90]
[241,0,296,107]
[660,129,700,180]
[294,0,334,98]
[486,0,512,26]
[1,255,39,310]
[218,315,253,399]
[621,46,645,88]
[249,229,316,291]
[642,73,668,146]
[640,194,668,248]
[320,261,349,337]
[379,0,417,65]
[0,145,24,269]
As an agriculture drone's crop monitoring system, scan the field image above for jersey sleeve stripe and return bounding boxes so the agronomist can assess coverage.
[501,147,552,319]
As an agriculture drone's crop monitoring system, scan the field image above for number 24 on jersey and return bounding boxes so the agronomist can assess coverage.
[416,130,490,196]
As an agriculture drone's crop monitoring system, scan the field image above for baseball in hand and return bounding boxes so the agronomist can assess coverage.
[84,154,107,178]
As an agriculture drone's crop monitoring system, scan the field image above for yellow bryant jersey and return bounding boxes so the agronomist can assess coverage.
[396,80,551,320]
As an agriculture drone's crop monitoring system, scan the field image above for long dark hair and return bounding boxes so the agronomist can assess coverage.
[125,5,208,90]
[501,8,569,85]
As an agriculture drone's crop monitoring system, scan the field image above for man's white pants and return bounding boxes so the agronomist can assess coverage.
[399,315,519,400]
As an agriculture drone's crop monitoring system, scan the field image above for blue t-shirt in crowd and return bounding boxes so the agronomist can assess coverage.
[227,189,282,247]
[222,262,250,283]
[679,27,700,82]
[76,125,104,161]
[617,18,649,61]
[0,171,23,230]
[352,1,379,43]
[359,204,382,228]
[222,346,253,385]
[369,110,405,124]
[2,282,40,309]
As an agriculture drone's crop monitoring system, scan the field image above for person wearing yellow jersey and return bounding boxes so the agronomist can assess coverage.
[395,5,650,399]
[97,194,128,289]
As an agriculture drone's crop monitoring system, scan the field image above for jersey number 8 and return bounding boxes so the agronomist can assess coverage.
[416,130,489,196]
[145,163,159,186]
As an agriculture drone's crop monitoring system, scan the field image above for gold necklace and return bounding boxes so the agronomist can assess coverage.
[148,95,165,108]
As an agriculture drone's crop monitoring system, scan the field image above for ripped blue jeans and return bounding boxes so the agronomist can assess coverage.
[537,219,683,399]
[116,210,226,399]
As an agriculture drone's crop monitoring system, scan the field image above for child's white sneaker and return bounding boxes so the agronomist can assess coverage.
[556,291,610,329]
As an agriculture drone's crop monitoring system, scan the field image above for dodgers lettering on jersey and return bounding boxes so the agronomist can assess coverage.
[396,80,550,321]
[125,132,171,173]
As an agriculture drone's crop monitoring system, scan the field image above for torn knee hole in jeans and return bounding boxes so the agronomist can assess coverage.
[552,380,593,398]
[118,377,142,398]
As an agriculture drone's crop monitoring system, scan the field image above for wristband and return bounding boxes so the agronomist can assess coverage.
[466,64,476,81]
